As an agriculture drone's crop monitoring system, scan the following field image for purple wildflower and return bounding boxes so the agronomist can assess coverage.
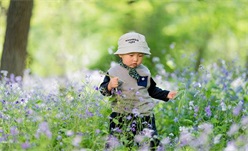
[126,115,132,120]
[85,109,94,117]
[198,123,213,135]
[36,122,52,139]
[15,76,22,82]
[2,100,6,104]
[85,108,94,117]
[135,91,140,95]
[205,105,212,117]
[240,116,248,126]
[233,105,242,116]
[194,106,199,117]
[160,137,170,145]
[138,97,144,102]
[132,108,140,116]
[227,123,239,136]
[105,135,120,149]
[134,134,146,143]
[10,126,19,136]
[94,86,99,91]
[95,129,100,134]
[233,101,243,116]
[179,127,193,147]
[113,127,122,133]
[21,141,30,149]
[174,117,178,123]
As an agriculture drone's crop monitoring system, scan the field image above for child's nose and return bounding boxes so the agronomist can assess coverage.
[133,56,138,61]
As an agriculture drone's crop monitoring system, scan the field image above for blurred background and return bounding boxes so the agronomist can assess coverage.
[0,0,248,77]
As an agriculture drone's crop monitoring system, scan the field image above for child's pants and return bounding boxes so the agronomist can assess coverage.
[106,112,160,150]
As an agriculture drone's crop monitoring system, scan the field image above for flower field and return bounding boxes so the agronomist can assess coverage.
[0,60,247,151]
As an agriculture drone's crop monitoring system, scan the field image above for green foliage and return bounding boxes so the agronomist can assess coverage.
[2,0,248,76]
[155,59,248,150]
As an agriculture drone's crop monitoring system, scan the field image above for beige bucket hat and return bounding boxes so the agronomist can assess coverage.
[114,32,151,55]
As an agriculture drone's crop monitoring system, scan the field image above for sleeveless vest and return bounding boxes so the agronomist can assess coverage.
[108,64,155,115]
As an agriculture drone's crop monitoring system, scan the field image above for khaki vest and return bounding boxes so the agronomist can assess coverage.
[108,64,155,116]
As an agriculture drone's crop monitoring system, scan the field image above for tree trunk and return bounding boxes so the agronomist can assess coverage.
[0,0,33,77]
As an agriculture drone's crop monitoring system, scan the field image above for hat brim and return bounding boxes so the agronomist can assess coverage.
[114,47,151,55]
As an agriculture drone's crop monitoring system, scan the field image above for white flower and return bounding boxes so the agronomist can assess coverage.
[141,128,154,138]
[220,101,227,111]
[213,134,222,144]
[160,137,170,145]
[72,135,82,147]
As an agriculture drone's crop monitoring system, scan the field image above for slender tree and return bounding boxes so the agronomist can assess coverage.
[0,0,33,77]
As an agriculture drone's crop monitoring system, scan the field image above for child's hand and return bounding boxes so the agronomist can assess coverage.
[107,77,119,91]
[167,91,177,99]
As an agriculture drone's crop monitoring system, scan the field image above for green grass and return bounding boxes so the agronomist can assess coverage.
[0,60,247,150]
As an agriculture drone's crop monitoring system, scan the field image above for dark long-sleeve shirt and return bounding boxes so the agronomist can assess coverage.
[100,73,170,102]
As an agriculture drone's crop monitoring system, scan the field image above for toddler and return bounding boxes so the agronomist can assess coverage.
[100,32,177,150]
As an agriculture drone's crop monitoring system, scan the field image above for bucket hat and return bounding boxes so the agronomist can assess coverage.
[114,32,151,55]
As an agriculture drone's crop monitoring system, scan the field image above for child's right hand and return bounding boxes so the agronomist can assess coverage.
[107,77,119,91]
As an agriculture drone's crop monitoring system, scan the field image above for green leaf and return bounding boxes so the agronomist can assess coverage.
[181,119,193,125]
[113,119,119,124]
[211,118,219,124]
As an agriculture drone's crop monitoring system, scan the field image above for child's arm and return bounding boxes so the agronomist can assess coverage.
[148,78,176,101]
[99,75,112,96]
[99,73,119,96]
[167,91,177,99]
[107,77,119,91]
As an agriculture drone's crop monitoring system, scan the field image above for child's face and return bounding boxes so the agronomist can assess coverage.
[119,52,144,68]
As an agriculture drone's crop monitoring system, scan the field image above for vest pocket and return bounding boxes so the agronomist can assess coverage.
[137,76,148,87]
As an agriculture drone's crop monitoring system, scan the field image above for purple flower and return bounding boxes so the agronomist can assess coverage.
[10,126,19,136]
[95,129,100,134]
[174,117,178,123]
[205,105,212,117]
[227,123,239,136]
[2,100,6,104]
[36,122,52,139]
[126,115,132,120]
[85,109,94,117]
[233,105,242,116]
[94,86,99,91]
[21,141,30,149]
[194,106,199,117]
[106,135,120,149]
[113,127,122,133]
[233,101,243,116]
[138,97,144,102]
[132,108,140,116]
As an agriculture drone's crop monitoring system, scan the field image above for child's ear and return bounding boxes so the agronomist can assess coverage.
[118,54,123,58]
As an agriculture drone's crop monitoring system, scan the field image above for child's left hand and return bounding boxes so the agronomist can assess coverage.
[167,91,177,99]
